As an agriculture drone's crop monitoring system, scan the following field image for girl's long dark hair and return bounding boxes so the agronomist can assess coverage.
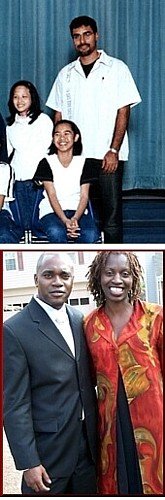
[7,80,41,125]
[49,119,83,156]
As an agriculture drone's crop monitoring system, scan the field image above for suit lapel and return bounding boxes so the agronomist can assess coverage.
[28,298,74,359]
[66,305,81,361]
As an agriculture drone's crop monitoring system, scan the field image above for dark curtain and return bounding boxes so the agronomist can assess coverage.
[0,0,164,189]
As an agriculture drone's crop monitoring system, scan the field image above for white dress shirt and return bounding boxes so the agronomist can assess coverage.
[34,298,85,422]
[34,296,75,356]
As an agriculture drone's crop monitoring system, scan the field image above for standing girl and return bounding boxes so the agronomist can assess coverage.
[6,80,53,233]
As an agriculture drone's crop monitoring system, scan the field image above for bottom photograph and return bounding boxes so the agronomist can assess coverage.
[3,250,163,496]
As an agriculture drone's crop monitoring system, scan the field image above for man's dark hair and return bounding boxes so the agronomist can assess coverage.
[70,16,98,36]
[36,252,74,274]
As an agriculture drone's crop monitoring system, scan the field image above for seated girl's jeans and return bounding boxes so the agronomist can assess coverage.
[39,210,101,243]
[0,209,23,243]
[13,180,42,231]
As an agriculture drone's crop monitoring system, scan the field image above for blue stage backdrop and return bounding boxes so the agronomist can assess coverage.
[0,0,164,189]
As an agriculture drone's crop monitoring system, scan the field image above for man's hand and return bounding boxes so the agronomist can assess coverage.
[23,465,51,493]
[102,150,119,173]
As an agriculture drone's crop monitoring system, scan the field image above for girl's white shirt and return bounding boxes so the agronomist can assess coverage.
[6,113,53,180]
[38,154,86,219]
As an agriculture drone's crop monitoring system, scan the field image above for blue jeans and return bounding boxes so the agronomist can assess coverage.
[0,181,44,243]
[39,210,101,243]
[13,180,43,231]
[0,210,23,243]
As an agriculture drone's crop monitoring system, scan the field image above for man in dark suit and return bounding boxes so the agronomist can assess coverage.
[4,252,98,495]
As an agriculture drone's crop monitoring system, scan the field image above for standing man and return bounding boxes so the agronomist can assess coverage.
[46,15,141,243]
[4,252,98,495]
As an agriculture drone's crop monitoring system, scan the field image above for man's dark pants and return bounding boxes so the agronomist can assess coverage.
[90,160,124,243]
[21,421,97,495]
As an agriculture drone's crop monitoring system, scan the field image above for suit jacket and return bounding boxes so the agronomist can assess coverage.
[4,297,97,477]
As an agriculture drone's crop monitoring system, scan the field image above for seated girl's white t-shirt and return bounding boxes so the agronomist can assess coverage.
[38,155,86,219]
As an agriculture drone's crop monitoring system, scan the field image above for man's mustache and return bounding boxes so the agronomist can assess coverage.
[78,44,90,49]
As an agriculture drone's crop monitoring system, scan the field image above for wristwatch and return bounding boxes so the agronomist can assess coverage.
[109,147,119,154]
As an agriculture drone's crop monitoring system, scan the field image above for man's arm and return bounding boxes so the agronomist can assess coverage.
[54,111,62,124]
[102,105,130,173]
[4,323,52,492]
[4,324,42,469]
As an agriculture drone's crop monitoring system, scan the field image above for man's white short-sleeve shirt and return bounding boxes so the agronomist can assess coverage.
[46,50,141,160]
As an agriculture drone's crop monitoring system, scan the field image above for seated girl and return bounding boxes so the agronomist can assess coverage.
[34,120,101,243]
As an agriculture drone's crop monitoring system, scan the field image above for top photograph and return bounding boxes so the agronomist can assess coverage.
[0,0,164,245]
